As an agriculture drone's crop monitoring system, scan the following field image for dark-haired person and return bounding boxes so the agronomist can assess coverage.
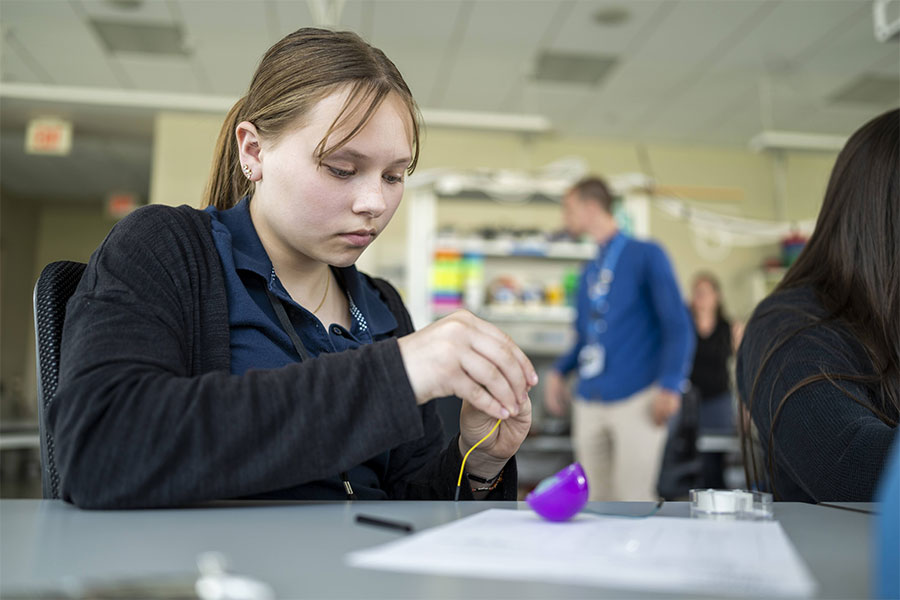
[737,108,899,502]
[49,28,535,509]
[544,177,695,501]
[687,272,737,489]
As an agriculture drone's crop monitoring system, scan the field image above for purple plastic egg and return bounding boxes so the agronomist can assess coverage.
[526,462,590,522]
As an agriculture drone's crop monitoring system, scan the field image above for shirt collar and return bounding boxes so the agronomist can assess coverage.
[208,197,398,336]
[334,265,398,337]
[207,196,272,278]
[594,230,625,262]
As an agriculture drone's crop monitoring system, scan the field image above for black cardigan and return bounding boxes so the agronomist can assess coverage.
[49,204,516,508]
[736,286,897,502]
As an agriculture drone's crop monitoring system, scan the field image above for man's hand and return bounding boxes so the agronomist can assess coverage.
[543,370,571,417]
[459,394,532,479]
[652,389,681,426]
[397,310,537,420]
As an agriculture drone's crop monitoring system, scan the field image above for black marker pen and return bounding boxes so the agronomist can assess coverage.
[355,514,414,533]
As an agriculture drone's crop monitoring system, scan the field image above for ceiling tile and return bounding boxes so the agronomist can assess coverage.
[705,0,865,77]
[77,0,175,23]
[269,0,316,38]
[114,54,202,93]
[646,75,763,141]
[558,0,764,139]
[340,1,372,40]
[1,37,46,84]
[549,0,667,55]
[529,85,596,132]
[439,0,559,111]
[177,0,272,95]
[1,0,121,87]
[369,1,464,108]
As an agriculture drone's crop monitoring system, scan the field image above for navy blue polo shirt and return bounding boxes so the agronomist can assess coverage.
[205,197,398,376]
[204,197,402,500]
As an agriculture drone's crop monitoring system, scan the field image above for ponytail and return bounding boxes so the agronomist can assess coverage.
[203,97,253,209]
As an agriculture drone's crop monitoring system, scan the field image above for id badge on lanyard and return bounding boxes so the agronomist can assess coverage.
[577,233,626,379]
[578,343,605,379]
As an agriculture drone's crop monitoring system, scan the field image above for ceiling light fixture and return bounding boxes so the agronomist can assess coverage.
[421,108,552,133]
[532,51,618,86]
[0,84,553,135]
[593,7,630,26]
[749,131,847,153]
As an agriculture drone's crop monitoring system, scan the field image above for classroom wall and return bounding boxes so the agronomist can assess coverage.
[32,204,118,271]
[0,195,114,419]
[147,112,838,319]
[150,112,223,207]
[1,194,39,419]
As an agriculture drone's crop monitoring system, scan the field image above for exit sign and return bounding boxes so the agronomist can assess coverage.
[25,118,73,155]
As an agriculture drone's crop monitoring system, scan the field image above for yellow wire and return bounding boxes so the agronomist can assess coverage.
[457,418,503,488]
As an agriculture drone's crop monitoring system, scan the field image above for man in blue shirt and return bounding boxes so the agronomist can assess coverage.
[545,177,695,501]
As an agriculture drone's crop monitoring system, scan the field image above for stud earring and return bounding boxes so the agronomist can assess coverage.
[241,164,253,179]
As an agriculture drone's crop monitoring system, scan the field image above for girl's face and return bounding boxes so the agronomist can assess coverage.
[247,89,413,269]
[692,279,719,314]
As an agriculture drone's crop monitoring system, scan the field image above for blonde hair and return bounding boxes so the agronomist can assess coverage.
[204,28,421,210]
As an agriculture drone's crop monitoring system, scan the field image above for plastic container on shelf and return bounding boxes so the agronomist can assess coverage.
[544,282,565,306]
[461,251,485,311]
[431,247,463,315]
[563,268,579,307]
[520,281,544,307]
[781,233,807,266]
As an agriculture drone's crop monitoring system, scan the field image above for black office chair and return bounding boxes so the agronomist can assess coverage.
[33,260,86,499]
[656,387,703,500]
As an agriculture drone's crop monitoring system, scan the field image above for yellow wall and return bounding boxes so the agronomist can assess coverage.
[32,205,118,271]
[1,194,39,419]
[147,113,838,318]
[150,112,223,207]
[0,197,115,419]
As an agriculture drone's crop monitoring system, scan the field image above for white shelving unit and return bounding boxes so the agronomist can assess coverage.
[477,304,575,323]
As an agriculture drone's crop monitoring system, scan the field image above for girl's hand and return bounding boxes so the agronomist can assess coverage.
[397,310,537,421]
[458,394,532,479]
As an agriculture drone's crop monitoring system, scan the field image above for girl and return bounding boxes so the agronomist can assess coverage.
[49,28,535,508]
[737,108,899,502]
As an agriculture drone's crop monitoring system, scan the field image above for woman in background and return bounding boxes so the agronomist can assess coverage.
[737,108,898,502]
[687,272,736,489]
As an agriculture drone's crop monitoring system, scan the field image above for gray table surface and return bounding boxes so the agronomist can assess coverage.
[0,499,875,599]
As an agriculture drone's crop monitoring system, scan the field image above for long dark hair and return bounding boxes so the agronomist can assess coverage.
[204,28,421,210]
[741,108,900,497]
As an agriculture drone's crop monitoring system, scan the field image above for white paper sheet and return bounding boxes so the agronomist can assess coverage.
[347,508,817,597]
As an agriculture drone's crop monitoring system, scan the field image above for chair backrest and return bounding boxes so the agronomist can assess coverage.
[33,260,86,499]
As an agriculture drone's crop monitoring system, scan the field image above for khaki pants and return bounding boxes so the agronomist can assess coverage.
[572,386,667,501]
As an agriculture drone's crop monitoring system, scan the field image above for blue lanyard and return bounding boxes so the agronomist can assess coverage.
[586,232,627,342]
